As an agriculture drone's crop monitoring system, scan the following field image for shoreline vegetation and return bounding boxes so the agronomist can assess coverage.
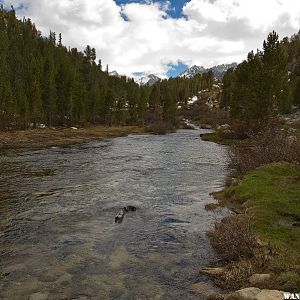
[200,127,300,299]
[0,126,145,151]
[200,132,239,145]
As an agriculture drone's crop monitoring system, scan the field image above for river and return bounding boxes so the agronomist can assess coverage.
[0,129,229,299]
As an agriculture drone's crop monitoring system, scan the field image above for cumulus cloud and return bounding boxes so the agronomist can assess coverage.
[2,0,300,77]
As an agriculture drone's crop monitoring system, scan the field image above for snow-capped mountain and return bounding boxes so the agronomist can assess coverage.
[138,74,161,86]
[180,63,237,80]
[110,71,160,86]
[179,65,206,79]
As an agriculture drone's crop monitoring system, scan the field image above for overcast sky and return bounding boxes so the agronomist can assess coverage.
[1,0,300,78]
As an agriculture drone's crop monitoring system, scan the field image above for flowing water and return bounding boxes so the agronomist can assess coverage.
[0,129,229,299]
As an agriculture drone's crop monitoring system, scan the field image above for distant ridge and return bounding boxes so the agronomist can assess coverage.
[131,63,237,86]
[180,63,237,80]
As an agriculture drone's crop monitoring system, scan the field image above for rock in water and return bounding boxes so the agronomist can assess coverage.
[29,293,49,300]
[126,205,136,212]
[189,282,217,298]
[115,206,137,223]
[226,287,286,300]
[115,208,126,224]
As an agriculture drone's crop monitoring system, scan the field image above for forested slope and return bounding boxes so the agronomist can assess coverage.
[0,7,214,130]
[221,31,300,130]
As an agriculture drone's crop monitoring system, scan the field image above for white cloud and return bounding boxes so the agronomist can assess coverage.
[3,0,300,77]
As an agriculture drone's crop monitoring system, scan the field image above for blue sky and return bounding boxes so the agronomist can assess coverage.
[167,62,189,77]
[114,0,187,18]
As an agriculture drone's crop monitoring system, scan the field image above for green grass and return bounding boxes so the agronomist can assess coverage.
[222,162,300,254]
[213,162,300,290]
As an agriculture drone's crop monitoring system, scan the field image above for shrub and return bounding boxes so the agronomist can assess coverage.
[145,121,169,135]
[208,214,257,262]
[217,121,249,140]
[185,104,230,127]
[230,127,300,175]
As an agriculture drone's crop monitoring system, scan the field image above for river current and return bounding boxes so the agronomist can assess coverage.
[0,129,229,299]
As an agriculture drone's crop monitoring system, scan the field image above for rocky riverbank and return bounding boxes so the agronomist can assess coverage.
[201,162,300,299]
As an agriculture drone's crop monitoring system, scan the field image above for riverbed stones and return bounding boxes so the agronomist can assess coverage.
[29,292,49,300]
[225,287,285,300]
[189,282,217,297]
[249,273,271,285]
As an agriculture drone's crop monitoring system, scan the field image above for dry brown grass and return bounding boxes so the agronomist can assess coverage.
[0,126,145,150]
[217,260,255,290]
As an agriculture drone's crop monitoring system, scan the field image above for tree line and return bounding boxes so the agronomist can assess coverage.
[221,30,300,130]
[0,7,214,130]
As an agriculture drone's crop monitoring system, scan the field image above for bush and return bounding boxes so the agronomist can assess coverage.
[216,121,249,140]
[185,104,230,127]
[230,127,300,175]
[208,214,257,262]
[145,121,169,135]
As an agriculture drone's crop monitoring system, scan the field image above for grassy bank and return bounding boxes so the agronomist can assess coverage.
[211,162,300,291]
[0,126,145,151]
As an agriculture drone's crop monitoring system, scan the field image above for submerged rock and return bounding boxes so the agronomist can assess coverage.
[226,287,285,300]
[126,205,137,212]
[190,282,217,297]
[29,293,49,300]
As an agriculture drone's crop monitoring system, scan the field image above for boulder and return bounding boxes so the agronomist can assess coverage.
[229,287,260,300]
[249,273,271,285]
[256,289,285,300]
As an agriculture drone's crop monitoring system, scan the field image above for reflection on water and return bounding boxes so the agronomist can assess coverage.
[0,130,229,299]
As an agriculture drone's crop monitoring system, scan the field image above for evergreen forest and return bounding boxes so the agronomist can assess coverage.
[0,7,213,130]
[1,7,300,132]
[221,30,300,129]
